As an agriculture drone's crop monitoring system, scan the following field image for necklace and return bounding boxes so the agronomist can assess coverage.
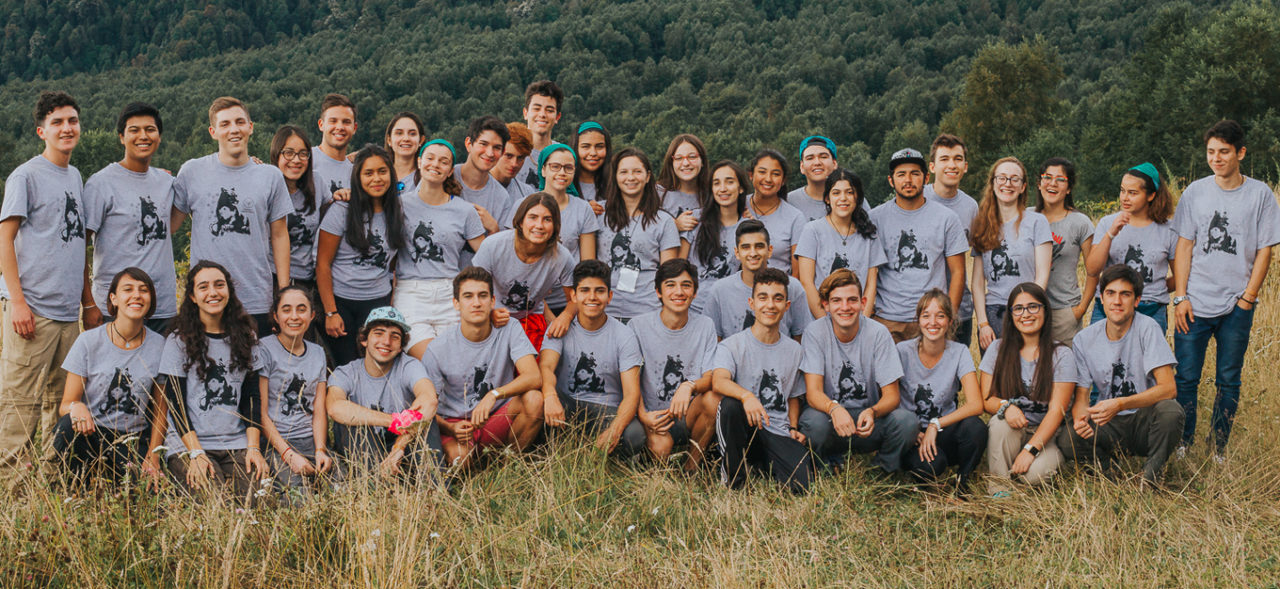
[110,321,143,350]
[828,215,856,246]
[751,194,780,217]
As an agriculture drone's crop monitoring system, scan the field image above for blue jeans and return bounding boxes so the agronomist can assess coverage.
[1090,299,1168,333]
[1173,303,1254,450]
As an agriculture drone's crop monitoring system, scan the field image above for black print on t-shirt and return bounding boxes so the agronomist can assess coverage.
[609,232,641,268]
[287,212,314,250]
[914,384,941,421]
[894,230,930,271]
[757,369,786,412]
[1203,211,1237,255]
[523,167,540,188]
[470,363,493,408]
[102,368,141,416]
[572,353,606,395]
[659,355,685,402]
[702,247,733,280]
[329,180,342,197]
[835,361,868,403]
[61,192,84,242]
[210,188,251,236]
[279,373,310,416]
[504,281,531,312]
[410,221,445,263]
[831,252,850,273]
[137,196,166,246]
[352,231,389,268]
[741,311,755,331]
[1013,397,1049,417]
[1108,361,1138,399]
[198,359,238,411]
[989,241,1019,281]
[1123,245,1153,284]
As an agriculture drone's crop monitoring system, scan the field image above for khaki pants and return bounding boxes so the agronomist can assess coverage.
[987,417,1062,494]
[0,300,80,487]
[1050,306,1082,346]
[873,316,920,344]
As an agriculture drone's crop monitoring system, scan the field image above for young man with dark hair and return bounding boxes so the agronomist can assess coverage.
[797,269,916,475]
[1171,119,1280,456]
[0,91,91,485]
[423,267,543,470]
[871,147,968,342]
[786,135,840,221]
[702,220,812,340]
[312,93,357,199]
[517,80,564,187]
[712,266,814,494]
[327,307,440,478]
[455,115,513,239]
[628,259,719,467]
[171,96,292,334]
[923,134,979,346]
[539,260,645,458]
[83,102,178,333]
[1062,264,1182,483]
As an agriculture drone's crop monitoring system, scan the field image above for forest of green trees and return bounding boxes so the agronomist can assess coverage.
[1,0,1278,204]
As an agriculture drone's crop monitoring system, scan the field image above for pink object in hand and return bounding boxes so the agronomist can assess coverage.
[388,409,424,435]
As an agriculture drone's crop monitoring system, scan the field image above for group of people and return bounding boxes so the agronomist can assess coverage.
[1,81,1275,499]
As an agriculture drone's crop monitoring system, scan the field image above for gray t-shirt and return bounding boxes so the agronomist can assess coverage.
[870,199,968,322]
[896,338,975,427]
[309,146,353,200]
[746,196,807,272]
[61,325,165,433]
[658,187,702,222]
[800,316,903,414]
[160,333,263,451]
[628,310,718,412]
[702,273,812,339]
[0,155,85,321]
[784,187,830,222]
[328,354,428,414]
[924,184,979,319]
[543,316,643,407]
[1173,175,1280,318]
[286,189,324,281]
[396,192,485,281]
[501,176,538,222]
[422,322,536,419]
[472,230,574,319]
[711,329,804,438]
[1072,314,1175,417]
[82,163,178,318]
[517,147,543,191]
[686,219,742,315]
[979,211,1052,306]
[454,164,512,267]
[578,182,599,203]
[1046,211,1094,309]
[539,195,601,310]
[794,217,887,290]
[978,339,1076,426]
[1092,215,1178,304]
[256,336,327,440]
[171,154,291,315]
[597,211,681,320]
[318,203,395,299]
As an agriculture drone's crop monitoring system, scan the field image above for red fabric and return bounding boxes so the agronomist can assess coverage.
[440,401,516,447]
[519,313,549,352]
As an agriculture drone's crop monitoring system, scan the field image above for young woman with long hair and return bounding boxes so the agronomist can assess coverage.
[745,148,806,273]
[1035,157,1097,344]
[685,160,748,314]
[656,134,711,233]
[271,126,320,289]
[383,112,425,195]
[570,121,612,202]
[598,147,680,321]
[794,168,883,319]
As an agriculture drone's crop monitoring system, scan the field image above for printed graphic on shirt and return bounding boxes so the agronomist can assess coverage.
[1108,361,1138,399]
[1123,245,1154,283]
[1012,397,1049,417]
[757,369,786,412]
[352,232,389,268]
[198,359,238,411]
[914,384,941,421]
[609,232,641,268]
[504,281,532,313]
[834,361,868,403]
[702,247,733,280]
[410,221,445,263]
[287,212,314,250]
[831,252,850,273]
[278,373,311,416]
[137,197,167,245]
[102,368,141,416]
[989,242,1019,281]
[1203,211,1237,255]
[572,353,606,395]
[61,193,85,242]
[659,356,685,402]
[742,312,755,331]
[211,188,251,236]
[894,230,929,271]
[1051,231,1065,258]
[470,363,493,408]
[330,180,342,197]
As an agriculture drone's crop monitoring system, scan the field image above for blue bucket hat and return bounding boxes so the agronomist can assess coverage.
[362,306,411,336]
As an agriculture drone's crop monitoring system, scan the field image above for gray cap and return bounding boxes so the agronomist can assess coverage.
[362,306,412,336]
[888,148,926,173]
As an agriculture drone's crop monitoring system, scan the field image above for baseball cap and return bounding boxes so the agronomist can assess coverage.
[888,148,926,173]
[363,306,411,335]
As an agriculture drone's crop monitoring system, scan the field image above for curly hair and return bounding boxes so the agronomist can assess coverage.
[172,260,258,381]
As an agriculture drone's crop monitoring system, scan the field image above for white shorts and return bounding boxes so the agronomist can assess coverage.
[392,278,458,348]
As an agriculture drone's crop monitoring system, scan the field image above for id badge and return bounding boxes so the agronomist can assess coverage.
[617,265,640,293]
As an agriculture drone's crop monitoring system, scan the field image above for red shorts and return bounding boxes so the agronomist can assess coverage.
[440,400,516,447]
[519,313,548,352]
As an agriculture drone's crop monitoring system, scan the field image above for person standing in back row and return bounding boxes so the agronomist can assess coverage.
[311,93,357,202]
[516,80,564,189]
[787,135,842,222]
[923,134,979,346]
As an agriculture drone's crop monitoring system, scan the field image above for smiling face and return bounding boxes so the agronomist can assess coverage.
[734,230,773,273]
[276,134,308,183]
[522,94,561,136]
[359,155,392,199]
[542,149,576,193]
[1038,165,1069,208]
[38,105,81,155]
[1118,173,1152,215]
[889,163,925,199]
[192,267,230,317]
[614,155,649,199]
[929,145,967,189]
[577,131,607,174]
[712,165,743,208]
[209,106,253,157]
[273,289,314,339]
[752,157,784,199]
[1206,137,1244,179]
[800,144,835,184]
[1010,291,1045,338]
[453,279,495,327]
[572,277,612,322]
[749,281,790,329]
[822,283,863,330]
[386,117,423,161]
[494,141,528,183]
[827,179,858,220]
[917,298,951,344]
[520,204,555,246]
[319,105,356,151]
[119,115,160,162]
[657,270,696,314]
[671,141,702,184]
[110,274,153,321]
[465,129,504,173]
[418,144,454,185]
[992,161,1026,206]
[363,324,404,364]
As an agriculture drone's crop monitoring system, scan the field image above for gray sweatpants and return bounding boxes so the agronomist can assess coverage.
[1058,399,1184,482]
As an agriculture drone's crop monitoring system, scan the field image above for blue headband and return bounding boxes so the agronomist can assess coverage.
[537,143,581,197]
[799,135,837,161]
[577,121,605,135]
[1128,162,1160,190]
[418,138,456,162]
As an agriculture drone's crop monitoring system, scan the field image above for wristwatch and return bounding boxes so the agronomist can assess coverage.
[929,417,943,432]
[1022,443,1040,457]
[1172,295,1188,306]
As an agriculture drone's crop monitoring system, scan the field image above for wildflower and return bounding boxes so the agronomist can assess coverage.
[429,532,440,539]
[371,529,382,538]
[650,507,659,516]
[626,525,636,533]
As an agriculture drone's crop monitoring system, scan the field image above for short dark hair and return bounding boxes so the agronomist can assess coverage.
[467,115,511,144]
[320,93,357,119]
[573,259,612,290]
[453,266,495,299]
[106,267,157,319]
[524,80,564,112]
[752,267,790,298]
[116,102,162,136]
[269,284,317,332]
[1036,157,1077,212]
[1099,264,1144,300]
[928,133,966,162]
[34,91,78,127]
[655,258,699,294]
[1204,119,1245,150]
[735,219,771,246]
[818,268,861,301]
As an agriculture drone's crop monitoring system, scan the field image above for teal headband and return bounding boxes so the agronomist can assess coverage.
[1128,162,1160,190]
[536,143,580,197]
[577,121,605,135]
[799,135,837,161]
[418,138,457,162]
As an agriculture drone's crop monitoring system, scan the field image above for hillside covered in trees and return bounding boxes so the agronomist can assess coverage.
[1,0,1277,202]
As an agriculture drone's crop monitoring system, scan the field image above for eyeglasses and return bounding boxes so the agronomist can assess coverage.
[546,163,575,174]
[1010,303,1044,316]
[994,175,1025,186]
[672,154,701,164]
[1040,174,1068,184]
[280,149,310,161]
